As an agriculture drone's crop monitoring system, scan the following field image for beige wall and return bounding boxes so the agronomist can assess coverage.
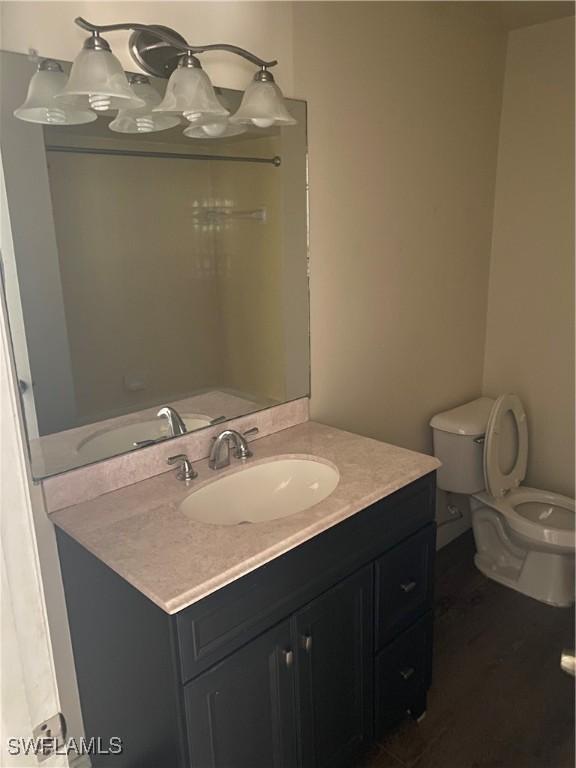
[483,17,575,497]
[294,2,508,455]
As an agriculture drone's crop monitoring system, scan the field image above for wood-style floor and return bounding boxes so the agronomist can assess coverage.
[367,531,575,768]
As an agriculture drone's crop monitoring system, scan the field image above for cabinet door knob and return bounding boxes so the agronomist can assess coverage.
[399,667,415,681]
[283,649,294,668]
[302,634,312,653]
[400,580,417,593]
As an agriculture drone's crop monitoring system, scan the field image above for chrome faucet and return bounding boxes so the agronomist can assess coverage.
[209,428,258,470]
[167,453,197,481]
[157,406,187,437]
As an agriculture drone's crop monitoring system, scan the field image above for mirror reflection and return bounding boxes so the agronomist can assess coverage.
[0,51,309,478]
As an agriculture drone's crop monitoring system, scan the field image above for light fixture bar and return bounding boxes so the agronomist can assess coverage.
[74,17,278,74]
[45,144,282,166]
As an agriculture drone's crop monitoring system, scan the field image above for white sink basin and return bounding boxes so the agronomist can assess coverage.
[77,414,211,461]
[180,458,340,525]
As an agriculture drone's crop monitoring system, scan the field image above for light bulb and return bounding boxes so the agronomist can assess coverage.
[183,119,246,140]
[202,122,227,137]
[44,108,67,123]
[251,117,274,128]
[136,117,155,132]
[88,94,112,111]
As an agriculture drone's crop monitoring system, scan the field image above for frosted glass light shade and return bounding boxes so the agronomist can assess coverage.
[14,62,96,125]
[153,64,229,122]
[230,74,296,128]
[55,48,145,112]
[109,79,180,134]
[183,118,246,139]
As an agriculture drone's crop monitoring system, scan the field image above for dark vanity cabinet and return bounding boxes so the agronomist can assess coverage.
[56,472,436,768]
[184,568,373,768]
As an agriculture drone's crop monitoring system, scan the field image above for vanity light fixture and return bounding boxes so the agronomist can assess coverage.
[109,74,180,134]
[14,17,296,134]
[55,31,146,112]
[152,52,229,123]
[182,90,247,140]
[230,68,297,128]
[13,59,97,125]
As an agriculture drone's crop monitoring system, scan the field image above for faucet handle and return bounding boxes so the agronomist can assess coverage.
[233,427,258,460]
[167,453,197,481]
[133,438,157,448]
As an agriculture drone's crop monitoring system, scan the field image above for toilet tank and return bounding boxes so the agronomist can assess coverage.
[429,397,495,494]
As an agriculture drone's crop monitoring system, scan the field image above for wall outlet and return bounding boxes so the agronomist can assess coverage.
[32,712,66,762]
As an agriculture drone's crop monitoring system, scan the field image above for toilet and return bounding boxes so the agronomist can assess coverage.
[430,395,575,607]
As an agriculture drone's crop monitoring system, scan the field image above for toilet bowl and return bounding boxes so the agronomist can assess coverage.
[431,394,575,607]
[471,489,575,606]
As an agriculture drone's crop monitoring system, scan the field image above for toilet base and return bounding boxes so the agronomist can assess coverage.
[472,506,575,608]
[474,552,574,607]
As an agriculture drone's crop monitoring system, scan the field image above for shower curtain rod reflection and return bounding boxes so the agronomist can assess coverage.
[45,145,282,166]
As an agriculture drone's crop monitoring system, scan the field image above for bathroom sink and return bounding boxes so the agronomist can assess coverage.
[179,458,340,525]
[77,414,211,461]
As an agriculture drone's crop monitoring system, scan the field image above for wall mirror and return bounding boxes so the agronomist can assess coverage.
[0,51,309,478]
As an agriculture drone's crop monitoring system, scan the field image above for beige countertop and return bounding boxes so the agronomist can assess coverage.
[50,421,440,615]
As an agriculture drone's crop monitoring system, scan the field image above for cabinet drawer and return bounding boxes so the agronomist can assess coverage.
[375,524,435,648]
[375,612,433,734]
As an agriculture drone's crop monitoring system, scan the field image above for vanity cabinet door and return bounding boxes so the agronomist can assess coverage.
[183,620,298,768]
[295,566,373,768]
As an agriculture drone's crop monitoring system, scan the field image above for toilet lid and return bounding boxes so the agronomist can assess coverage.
[484,394,528,498]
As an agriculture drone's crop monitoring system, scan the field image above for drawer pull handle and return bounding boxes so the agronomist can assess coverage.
[302,634,312,653]
[400,580,417,593]
[400,667,415,681]
[283,649,294,668]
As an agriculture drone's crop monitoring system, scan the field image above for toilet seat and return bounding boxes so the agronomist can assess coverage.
[475,393,575,553]
[483,393,528,498]
[474,487,575,551]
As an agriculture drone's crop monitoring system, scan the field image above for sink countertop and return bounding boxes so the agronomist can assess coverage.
[50,421,440,614]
